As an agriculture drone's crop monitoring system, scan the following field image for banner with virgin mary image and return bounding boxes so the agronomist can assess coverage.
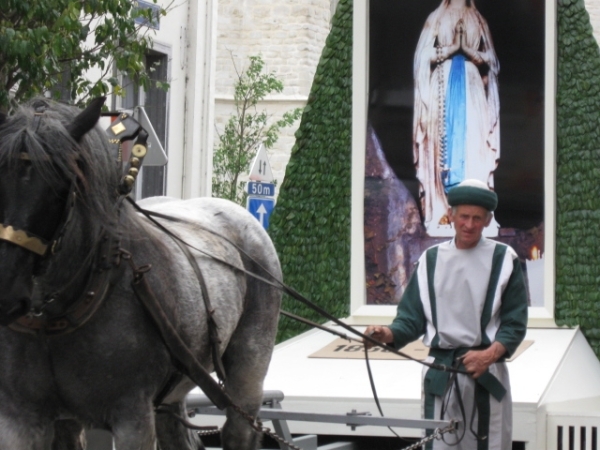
[365,0,546,306]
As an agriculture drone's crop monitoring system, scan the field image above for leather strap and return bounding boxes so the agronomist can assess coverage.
[129,266,233,411]
[130,200,228,384]
[170,236,228,384]
[8,233,124,336]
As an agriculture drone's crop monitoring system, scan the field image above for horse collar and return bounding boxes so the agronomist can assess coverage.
[8,232,125,336]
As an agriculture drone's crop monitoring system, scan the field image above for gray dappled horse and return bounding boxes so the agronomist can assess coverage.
[0,98,281,450]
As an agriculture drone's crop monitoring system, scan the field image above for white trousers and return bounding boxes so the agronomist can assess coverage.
[422,360,513,450]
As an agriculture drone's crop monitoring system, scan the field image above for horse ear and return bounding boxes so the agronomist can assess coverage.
[67,97,106,142]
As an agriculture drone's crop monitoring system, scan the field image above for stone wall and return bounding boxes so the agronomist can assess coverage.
[585,0,600,42]
[215,0,334,188]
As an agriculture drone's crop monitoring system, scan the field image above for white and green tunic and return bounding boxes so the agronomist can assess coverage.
[389,238,528,450]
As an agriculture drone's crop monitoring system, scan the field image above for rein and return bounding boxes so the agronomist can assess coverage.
[128,198,468,377]
[131,199,467,444]
[4,102,463,444]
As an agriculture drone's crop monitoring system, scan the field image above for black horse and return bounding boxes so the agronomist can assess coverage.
[0,98,281,449]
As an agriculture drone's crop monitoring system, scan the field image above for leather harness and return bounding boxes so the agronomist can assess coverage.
[8,231,124,335]
[3,107,234,410]
[2,104,473,431]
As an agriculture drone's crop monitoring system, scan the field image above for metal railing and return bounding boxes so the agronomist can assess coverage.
[186,390,456,450]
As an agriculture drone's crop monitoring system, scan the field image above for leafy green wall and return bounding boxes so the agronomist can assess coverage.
[556,0,600,357]
[270,0,600,357]
[269,0,352,342]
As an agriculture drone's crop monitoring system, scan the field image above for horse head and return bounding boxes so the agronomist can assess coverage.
[0,98,116,325]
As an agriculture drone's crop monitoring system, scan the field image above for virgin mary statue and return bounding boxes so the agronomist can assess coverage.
[413,0,500,236]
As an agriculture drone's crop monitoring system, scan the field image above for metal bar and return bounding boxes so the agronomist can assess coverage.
[191,405,453,430]
[263,399,296,450]
[186,391,284,409]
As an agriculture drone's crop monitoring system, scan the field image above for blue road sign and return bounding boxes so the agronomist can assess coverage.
[247,196,275,229]
[247,181,275,197]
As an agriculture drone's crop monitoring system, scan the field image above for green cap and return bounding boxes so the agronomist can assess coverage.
[447,179,498,211]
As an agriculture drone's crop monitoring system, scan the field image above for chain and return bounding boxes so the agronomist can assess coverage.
[261,427,303,450]
[230,404,303,450]
[399,422,457,450]
[195,428,222,437]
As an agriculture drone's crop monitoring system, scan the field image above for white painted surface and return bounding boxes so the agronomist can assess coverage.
[252,327,600,447]
[350,0,368,317]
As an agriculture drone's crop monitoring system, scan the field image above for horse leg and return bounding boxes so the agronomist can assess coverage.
[0,412,54,450]
[220,279,280,450]
[111,403,157,450]
[155,401,205,450]
[51,420,85,450]
[221,377,262,450]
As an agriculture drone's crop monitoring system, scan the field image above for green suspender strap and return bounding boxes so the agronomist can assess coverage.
[423,244,508,401]
[423,244,508,449]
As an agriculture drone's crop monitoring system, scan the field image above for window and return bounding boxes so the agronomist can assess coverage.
[119,50,169,199]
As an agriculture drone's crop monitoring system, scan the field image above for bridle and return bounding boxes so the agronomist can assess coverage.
[0,105,148,256]
[3,104,149,334]
[0,107,79,258]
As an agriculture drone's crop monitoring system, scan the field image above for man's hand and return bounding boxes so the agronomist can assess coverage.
[461,342,507,379]
[363,325,394,349]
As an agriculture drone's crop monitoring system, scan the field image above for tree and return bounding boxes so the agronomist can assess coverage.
[212,55,303,205]
[268,0,352,343]
[0,0,169,110]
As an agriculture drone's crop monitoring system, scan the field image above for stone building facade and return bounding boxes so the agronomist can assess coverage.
[214,0,335,187]
[72,0,600,202]
[586,0,600,41]
[212,0,600,192]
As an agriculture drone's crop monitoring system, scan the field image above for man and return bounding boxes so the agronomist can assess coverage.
[365,179,528,450]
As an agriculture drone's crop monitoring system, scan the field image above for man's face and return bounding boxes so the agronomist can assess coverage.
[447,205,492,249]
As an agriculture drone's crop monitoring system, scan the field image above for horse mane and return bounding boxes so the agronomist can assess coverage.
[0,98,122,234]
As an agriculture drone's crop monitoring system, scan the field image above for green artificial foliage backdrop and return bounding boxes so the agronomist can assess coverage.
[271,0,600,359]
[269,0,353,343]
[556,0,600,357]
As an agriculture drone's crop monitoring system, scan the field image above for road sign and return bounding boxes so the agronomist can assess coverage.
[249,144,274,182]
[247,196,275,230]
[247,181,275,197]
